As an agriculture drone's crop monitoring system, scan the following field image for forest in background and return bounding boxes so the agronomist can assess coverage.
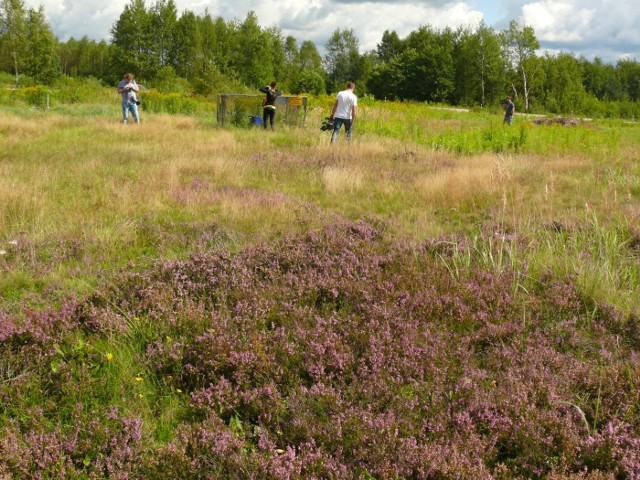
[1,0,640,117]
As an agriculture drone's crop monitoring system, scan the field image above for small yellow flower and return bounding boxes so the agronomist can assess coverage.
[135,376,143,382]
[138,393,144,399]
[165,335,172,344]
[275,449,285,454]
[105,353,113,361]
[176,388,182,394]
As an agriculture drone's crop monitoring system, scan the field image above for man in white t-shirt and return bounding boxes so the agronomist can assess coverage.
[330,82,357,144]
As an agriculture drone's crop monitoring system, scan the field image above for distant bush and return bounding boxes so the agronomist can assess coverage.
[139,90,203,115]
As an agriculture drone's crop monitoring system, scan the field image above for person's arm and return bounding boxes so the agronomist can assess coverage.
[330,99,338,118]
[129,81,139,93]
[259,86,269,93]
[117,82,127,94]
[351,106,356,124]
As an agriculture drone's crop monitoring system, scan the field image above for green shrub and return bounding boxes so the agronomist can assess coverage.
[140,90,201,115]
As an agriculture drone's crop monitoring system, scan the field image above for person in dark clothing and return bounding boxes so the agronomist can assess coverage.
[259,81,282,130]
[504,96,515,125]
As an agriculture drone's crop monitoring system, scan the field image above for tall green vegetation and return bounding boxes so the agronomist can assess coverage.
[323,28,366,92]
[0,0,59,85]
[454,22,505,107]
[501,19,541,111]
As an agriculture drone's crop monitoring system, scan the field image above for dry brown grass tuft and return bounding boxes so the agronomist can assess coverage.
[414,154,508,207]
[322,165,365,194]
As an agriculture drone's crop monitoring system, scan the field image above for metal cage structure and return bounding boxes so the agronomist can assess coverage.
[216,94,307,127]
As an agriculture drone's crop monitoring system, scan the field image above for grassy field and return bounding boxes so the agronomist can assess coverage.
[1,95,640,478]
[2,100,639,312]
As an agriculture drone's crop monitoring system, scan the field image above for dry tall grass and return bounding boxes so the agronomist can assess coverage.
[2,107,640,313]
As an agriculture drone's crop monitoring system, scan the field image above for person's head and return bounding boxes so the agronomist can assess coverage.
[347,82,356,91]
[270,81,277,89]
[124,73,134,82]
[506,96,512,101]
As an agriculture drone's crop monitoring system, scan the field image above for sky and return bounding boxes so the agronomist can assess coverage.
[23,0,640,64]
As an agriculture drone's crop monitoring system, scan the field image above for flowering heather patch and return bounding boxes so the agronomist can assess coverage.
[1,220,639,478]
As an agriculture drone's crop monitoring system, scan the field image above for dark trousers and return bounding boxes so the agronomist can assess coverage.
[263,108,275,129]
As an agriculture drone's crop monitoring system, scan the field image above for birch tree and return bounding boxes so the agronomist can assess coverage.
[501,20,540,111]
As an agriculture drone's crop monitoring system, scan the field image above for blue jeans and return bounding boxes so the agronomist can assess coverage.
[331,117,352,144]
[122,101,140,124]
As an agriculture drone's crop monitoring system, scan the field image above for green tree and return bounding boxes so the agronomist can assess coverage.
[541,52,585,114]
[324,28,363,92]
[234,11,275,87]
[210,14,234,76]
[149,0,177,70]
[0,0,27,85]
[501,20,541,111]
[109,0,153,81]
[280,35,299,91]
[367,60,403,100]
[172,10,201,81]
[57,37,75,76]
[582,57,625,101]
[267,26,286,86]
[58,37,110,80]
[400,25,456,102]
[23,5,59,84]
[376,29,404,63]
[295,40,324,94]
[455,22,505,106]
[618,59,640,101]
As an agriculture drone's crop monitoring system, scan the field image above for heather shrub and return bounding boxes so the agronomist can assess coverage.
[1,220,639,478]
[0,405,143,479]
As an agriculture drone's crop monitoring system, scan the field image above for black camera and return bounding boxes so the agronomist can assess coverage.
[135,100,141,106]
[320,116,335,131]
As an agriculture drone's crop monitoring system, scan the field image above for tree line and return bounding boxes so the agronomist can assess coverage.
[2,0,640,116]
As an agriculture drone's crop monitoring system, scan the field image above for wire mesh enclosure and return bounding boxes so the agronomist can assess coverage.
[216,94,307,127]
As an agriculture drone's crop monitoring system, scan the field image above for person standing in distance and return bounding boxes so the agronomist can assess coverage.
[259,81,282,130]
[330,82,357,144]
[117,73,140,125]
[503,96,515,125]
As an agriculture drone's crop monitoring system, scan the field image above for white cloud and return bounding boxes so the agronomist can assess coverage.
[502,0,640,61]
[521,1,594,42]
